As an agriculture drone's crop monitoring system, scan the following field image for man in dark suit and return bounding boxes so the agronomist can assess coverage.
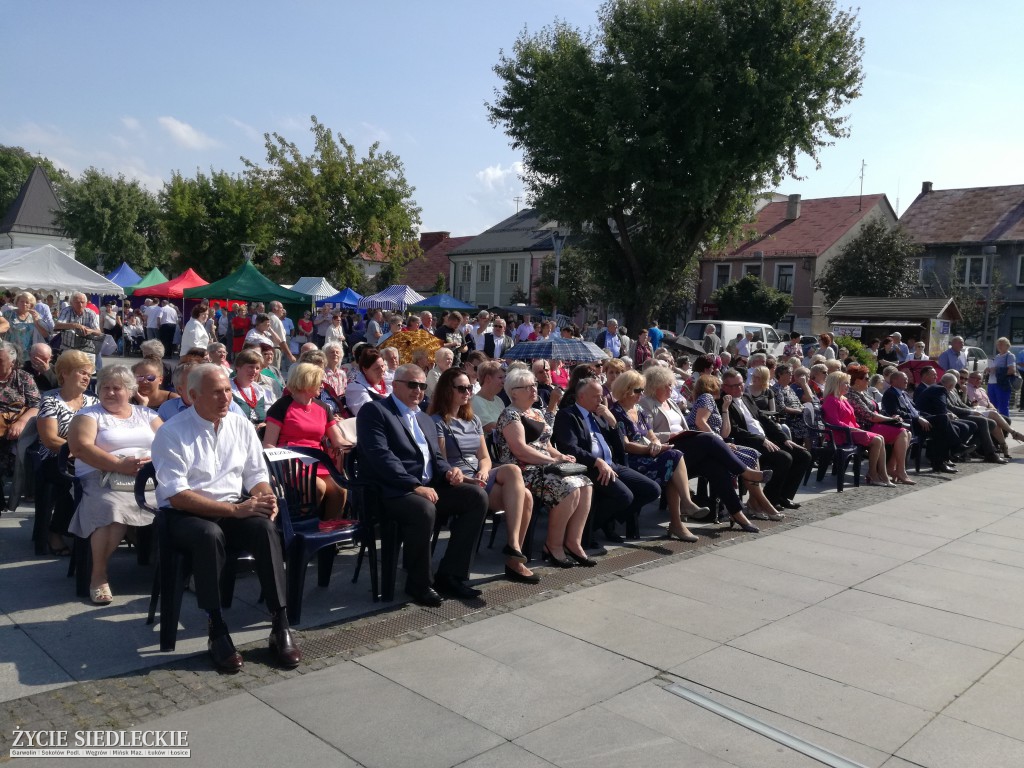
[913,367,976,473]
[553,377,660,543]
[941,372,1005,463]
[355,363,488,606]
[482,317,514,359]
[719,369,810,511]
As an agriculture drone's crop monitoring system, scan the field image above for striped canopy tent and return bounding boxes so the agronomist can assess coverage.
[357,284,425,312]
[290,276,339,300]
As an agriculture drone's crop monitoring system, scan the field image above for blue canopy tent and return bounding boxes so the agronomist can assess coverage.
[317,287,363,310]
[408,293,476,312]
[105,262,142,287]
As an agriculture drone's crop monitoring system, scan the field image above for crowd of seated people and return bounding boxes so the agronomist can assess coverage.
[10,291,1022,674]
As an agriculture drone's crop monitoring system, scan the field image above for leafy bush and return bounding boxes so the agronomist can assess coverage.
[836,335,876,374]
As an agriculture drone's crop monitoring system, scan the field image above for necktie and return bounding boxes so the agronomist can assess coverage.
[588,413,612,463]
[406,411,433,484]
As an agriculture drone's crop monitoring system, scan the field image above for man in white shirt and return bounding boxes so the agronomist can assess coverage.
[152,364,300,672]
[471,311,491,352]
[143,299,162,340]
[158,300,179,358]
[515,315,534,342]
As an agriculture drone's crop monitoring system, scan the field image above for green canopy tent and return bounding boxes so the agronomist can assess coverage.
[125,267,168,296]
[183,261,312,319]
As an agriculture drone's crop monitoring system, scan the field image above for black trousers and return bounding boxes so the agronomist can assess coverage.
[589,465,661,530]
[165,512,287,613]
[755,443,811,504]
[158,323,176,357]
[926,415,975,464]
[381,482,488,595]
[962,414,997,456]
[35,455,76,539]
[672,432,747,514]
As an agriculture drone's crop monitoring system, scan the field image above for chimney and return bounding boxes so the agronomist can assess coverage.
[921,181,933,195]
[786,194,801,220]
[418,231,450,253]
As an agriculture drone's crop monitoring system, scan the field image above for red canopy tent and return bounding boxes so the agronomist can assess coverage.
[132,268,209,298]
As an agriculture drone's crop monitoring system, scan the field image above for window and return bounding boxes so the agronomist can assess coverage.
[460,263,471,283]
[955,255,987,286]
[479,263,491,283]
[713,264,731,289]
[1017,255,1024,286]
[742,263,761,279]
[914,256,936,284]
[775,264,794,294]
[508,261,519,283]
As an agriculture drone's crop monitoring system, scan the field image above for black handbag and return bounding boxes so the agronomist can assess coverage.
[544,461,587,477]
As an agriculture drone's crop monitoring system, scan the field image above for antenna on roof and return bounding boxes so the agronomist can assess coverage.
[513,196,523,213]
[859,160,866,211]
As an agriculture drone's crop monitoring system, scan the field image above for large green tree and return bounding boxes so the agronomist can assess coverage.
[533,247,596,316]
[160,169,275,279]
[56,168,167,271]
[0,145,72,215]
[816,218,921,306]
[243,116,422,287]
[488,0,863,332]
[710,274,792,324]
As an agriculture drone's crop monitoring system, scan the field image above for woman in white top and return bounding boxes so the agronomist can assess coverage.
[180,304,211,355]
[68,366,162,605]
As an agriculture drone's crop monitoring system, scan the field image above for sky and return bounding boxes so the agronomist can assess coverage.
[4,1,1022,238]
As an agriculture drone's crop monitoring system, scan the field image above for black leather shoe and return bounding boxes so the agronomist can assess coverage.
[932,463,958,474]
[407,587,443,607]
[564,549,598,567]
[501,544,527,563]
[434,574,483,599]
[779,499,802,510]
[269,625,302,669]
[208,633,243,673]
[984,454,1008,464]
[586,541,608,556]
[504,565,541,584]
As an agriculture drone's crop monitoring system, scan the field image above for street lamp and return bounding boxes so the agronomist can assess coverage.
[550,230,566,319]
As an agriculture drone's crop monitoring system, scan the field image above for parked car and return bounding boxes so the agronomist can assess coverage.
[965,346,988,373]
[679,320,786,357]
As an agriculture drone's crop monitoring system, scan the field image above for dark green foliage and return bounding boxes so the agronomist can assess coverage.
[710,274,792,324]
[816,219,921,307]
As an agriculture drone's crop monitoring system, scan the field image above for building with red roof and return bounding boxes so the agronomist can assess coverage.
[400,231,474,294]
[696,193,897,334]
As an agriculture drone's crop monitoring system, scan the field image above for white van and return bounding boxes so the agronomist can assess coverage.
[679,320,787,357]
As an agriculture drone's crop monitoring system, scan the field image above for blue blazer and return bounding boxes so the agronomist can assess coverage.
[355,395,453,498]
[552,405,627,468]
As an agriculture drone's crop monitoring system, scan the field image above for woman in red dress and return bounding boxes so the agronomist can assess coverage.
[262,363,348,519]
[821,371,894,487]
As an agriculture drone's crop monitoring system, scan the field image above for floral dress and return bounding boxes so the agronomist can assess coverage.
[686,392,760,470]
[611,401,681,485]
[772,382,807,440]
[494,406,591,507]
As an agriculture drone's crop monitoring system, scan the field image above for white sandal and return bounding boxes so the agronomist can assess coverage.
[90,584,113,605]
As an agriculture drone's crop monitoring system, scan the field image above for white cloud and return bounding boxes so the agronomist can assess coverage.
[157,116,218,150]
[121,116,142,132]
[228,117,262,144]
[360,121,392,145]
[476,161,523,191]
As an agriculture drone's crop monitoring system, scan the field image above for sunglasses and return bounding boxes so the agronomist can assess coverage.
[632,388,644,395]
[453,384,473,394]
[397,380,428,391]
[135,374,158,383]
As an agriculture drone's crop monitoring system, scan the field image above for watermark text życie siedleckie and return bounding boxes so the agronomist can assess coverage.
[9,728,190,758]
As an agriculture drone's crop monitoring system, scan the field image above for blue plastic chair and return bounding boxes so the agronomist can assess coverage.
[263,446,359,624]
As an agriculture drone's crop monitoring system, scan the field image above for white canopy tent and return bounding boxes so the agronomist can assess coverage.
[0,245,124,296]
[290,276,339,300]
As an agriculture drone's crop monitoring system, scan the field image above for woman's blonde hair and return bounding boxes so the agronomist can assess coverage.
[286,363,325,394]
[55,350,94,386]
[823,370,850,399]
[643,364,675,397]
[694,374,720,398]
[15,291,36,305]
[750,365,770,386]
[611,369,644,401]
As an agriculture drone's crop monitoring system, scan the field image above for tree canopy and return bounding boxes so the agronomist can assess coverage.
[160,169,275,280]
[243,116,422,288]
[488,0,864,332]
[534,247,595,316]
[815,218,921,307]
[56,169,167,272]
[710,274,792,325]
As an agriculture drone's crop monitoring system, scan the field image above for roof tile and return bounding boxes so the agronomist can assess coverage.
[898,184,1024,245]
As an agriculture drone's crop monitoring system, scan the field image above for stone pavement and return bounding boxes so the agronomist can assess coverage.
[3,452,1024,766]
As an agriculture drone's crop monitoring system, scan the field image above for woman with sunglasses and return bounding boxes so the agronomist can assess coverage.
[130,358,178,410]
[429,368,538,583]
[609,369,708,540]
[494,366,593,567]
